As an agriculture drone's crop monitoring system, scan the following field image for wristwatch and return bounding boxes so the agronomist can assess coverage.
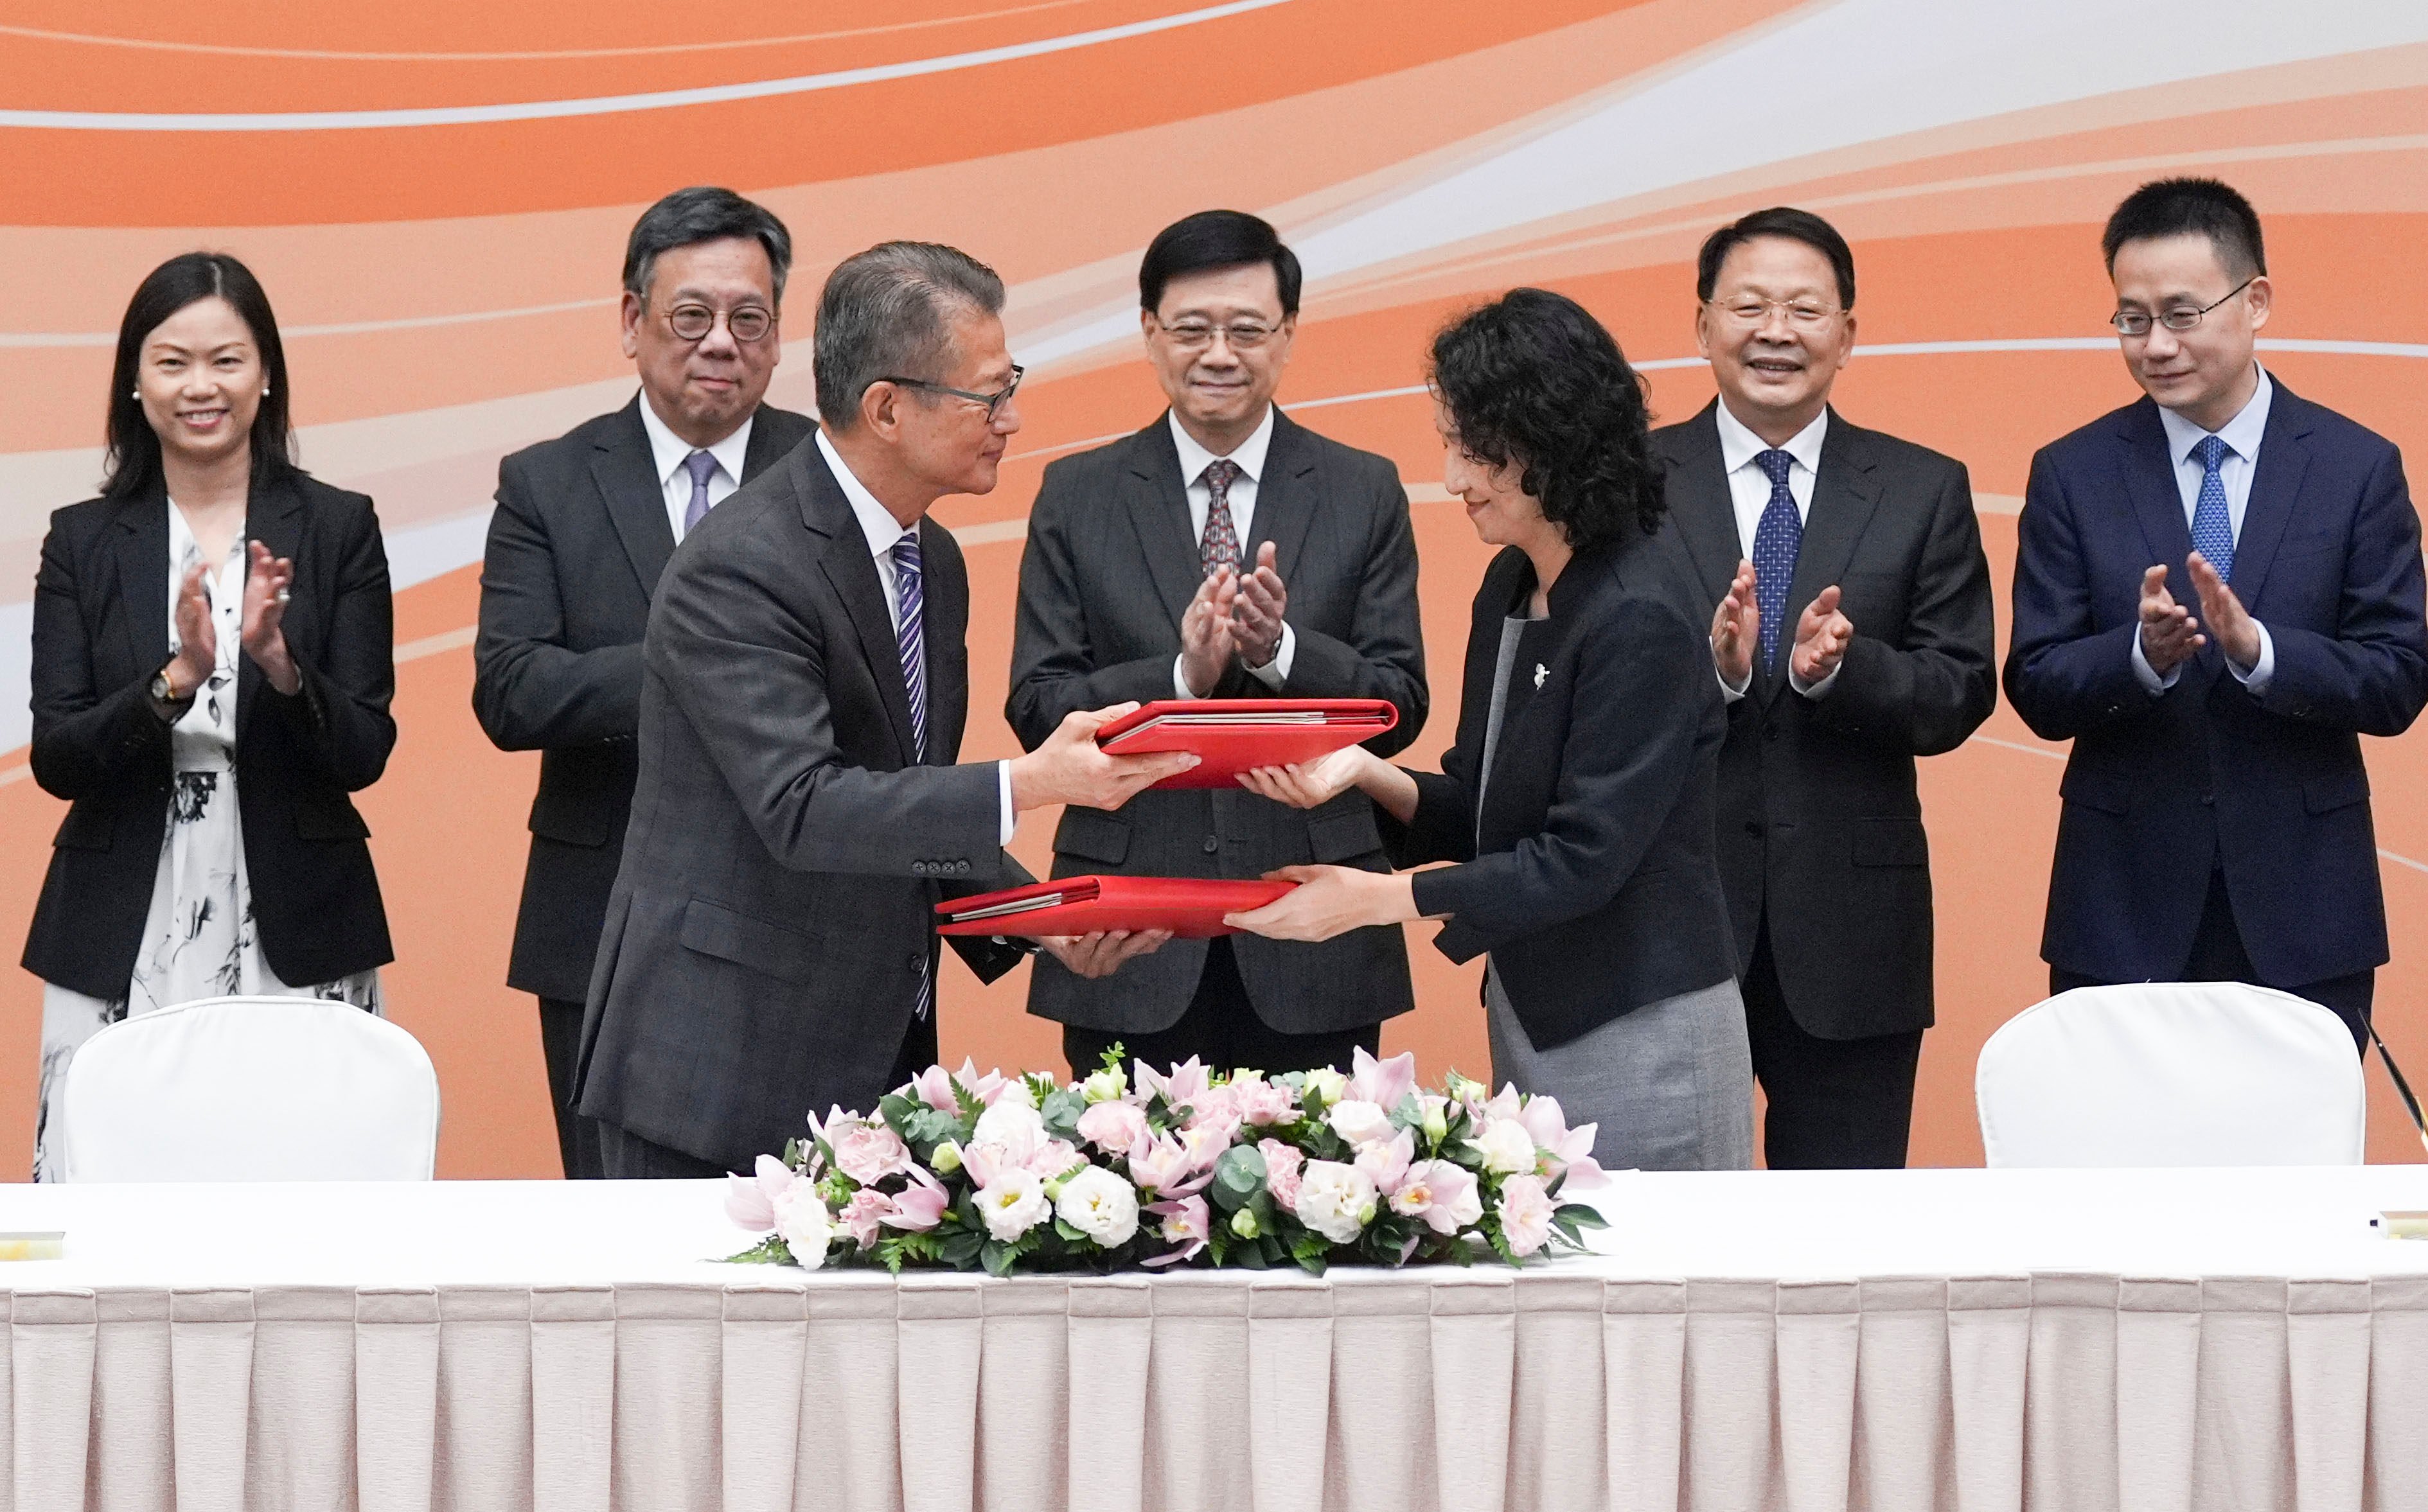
[148,663,195,714]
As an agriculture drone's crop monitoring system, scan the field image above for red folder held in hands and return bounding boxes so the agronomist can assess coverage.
[1094,698,1398,789]
[934,875,1294,939]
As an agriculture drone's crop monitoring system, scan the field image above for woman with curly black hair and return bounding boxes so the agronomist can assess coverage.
[1228,288,1753,1170]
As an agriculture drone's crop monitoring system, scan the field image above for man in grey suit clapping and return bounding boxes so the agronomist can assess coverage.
[576,242,1191,1179]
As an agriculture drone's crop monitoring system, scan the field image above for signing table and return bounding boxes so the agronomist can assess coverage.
[5,1168,2427,1511]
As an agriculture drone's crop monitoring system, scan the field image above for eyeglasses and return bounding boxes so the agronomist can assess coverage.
[663,303,776,344]
[1704,297,1844,330]
[1153,317,1283,351]
[879,364,1025,422]
[2110,278,2255,337]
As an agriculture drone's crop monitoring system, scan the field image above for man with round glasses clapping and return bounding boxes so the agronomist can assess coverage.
[1008,209,1430,1080]
[472,186,815,1179]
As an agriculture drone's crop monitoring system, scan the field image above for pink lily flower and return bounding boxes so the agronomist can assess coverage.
[1347,1046,1419,1116]
[724,1153,796,1232]
[882,1165,950,1232]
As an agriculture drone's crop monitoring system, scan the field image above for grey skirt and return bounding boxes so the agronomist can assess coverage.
[1485,963,1754,1172]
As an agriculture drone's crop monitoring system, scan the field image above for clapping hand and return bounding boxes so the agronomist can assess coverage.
[1231,541,1288,669]
[1791,584,1853,685]
[166,564,217,698]
[240,541,301,695]
[1710,559,1759,687]
[1179,570,1240,696]
[2186,552,2262,669]
[2137,564,2204,675]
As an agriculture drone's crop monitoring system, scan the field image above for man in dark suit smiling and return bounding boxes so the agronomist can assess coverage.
[474,188,813,1179]
[1656,207,1997,1170]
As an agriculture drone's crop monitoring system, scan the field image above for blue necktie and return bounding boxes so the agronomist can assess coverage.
[892,531,932,1021]
[680,449,718,535]
[2190,433,2235,581]
[1751,449,1802,672]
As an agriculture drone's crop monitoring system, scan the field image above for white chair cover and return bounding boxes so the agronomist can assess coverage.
[60,995,441,1181]
[1976,982,2364,1166]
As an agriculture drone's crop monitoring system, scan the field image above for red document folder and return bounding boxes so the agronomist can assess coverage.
[1094,698,1398,789]
[934,875,1295,939]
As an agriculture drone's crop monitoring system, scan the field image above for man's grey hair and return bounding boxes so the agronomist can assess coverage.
[813,242,1007,430]
[622,186,793,305]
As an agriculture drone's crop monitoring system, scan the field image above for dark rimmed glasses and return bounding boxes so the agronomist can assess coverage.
[2111,277,2254,337]
[663,303,776,344]
[880,364,1025,421]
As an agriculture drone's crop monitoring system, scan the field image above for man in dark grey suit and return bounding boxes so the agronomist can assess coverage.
[576,241,1189,1179]
[1656,207,1996,1169]
[474,188,813,1179]
[1009,211,1428,1078]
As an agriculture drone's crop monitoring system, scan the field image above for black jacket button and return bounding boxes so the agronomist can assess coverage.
[1203,835,1219,854]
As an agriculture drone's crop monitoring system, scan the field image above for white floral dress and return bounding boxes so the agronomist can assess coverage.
[32,503,382,1181]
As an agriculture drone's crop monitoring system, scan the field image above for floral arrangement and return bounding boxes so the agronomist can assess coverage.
[724,1047,1608,1276]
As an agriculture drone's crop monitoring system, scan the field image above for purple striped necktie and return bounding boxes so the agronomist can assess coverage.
[892,529,932,1021]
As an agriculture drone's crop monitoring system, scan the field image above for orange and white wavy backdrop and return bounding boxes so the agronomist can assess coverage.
[4,0,2428,1175]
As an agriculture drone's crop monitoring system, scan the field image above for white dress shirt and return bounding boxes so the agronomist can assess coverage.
[637,391,753,545]
[815,429,1015,843]
[2132,362,2277,694]
[1168,407,1297,698]
[1712,400,1839,701]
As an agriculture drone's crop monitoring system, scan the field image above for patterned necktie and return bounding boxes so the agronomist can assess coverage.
[1750,448,1802,672]
[680,449,718,535]
[1200,459,1244,579]
[891,530,932,1023]
[2191,433,2235,581]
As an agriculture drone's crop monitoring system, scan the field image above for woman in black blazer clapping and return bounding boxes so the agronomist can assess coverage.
[24,253,396,1180]
[1230,288,1753,1171]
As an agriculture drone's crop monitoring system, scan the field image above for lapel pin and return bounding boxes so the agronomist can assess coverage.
[1533,664,1548,690]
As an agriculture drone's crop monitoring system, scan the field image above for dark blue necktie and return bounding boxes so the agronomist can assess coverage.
[2190,433,2235,581]
[891,531,932,1022]
[1751,449,1802,672]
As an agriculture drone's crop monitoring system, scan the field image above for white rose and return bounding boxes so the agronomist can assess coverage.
[972,1097,1048,1150]
[978,1168,1053,1242]
[1301,1067,1349,1106]
[770,1184,835,1270]
[1293,1159,1378,1245]
[1466,1117,1539,1177]
[1325,1098,1396,1148]
[1052,1166,1141,1247]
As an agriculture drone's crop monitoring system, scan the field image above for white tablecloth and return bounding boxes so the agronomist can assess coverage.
[5,1167,2427,1511]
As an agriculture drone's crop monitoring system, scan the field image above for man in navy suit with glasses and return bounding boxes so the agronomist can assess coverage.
[2005,177,2428,1051]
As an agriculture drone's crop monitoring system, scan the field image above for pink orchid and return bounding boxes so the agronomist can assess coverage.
[910,1059,1010,1111]
[1233,1075,1300,1126]
[1076,1099,1148,1154]
[829,1120,912,1186]
[1354,1128,1415,1193]
[1347,1046,1419,1116]
[1390,1158,1483,1235]
[1496,1173,1557,1257]
[1258,1139,1304,1213]
[1179,1121,1236,1175]
[906,1065,961,1113]
[1135,1057,1212,1111]
[882,1165,950,1232]
[1128,1132,1200,1195]
[1518,1094,1609,1191]
[838,1188,896,1248]
[724,1153,795,1232]
[1142,1193,1212,1267]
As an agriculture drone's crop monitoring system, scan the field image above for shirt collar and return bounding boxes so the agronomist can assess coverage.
[637,389,754,490]
[2158,362,2273,466]
[815,427,917,562]
[1168,405,1276,487]
[1714,398,1827,478]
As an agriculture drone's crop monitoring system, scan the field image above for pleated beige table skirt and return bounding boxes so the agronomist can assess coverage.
[6,1168,2427,1511]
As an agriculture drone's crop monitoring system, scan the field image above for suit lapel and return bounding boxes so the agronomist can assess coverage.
[1768,412,1881,696]
[1241,409,1318,581]
[738,405,806,485]
[1663,405,1744,613]
[113,492,172,680]
[1125,418,1209,626]
[917,517,968,764]
[798,441,921,766]
[239,474,309,728]
[594,398,678,598]
[2222,381,2314,614]
[2119,398,2196,596]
